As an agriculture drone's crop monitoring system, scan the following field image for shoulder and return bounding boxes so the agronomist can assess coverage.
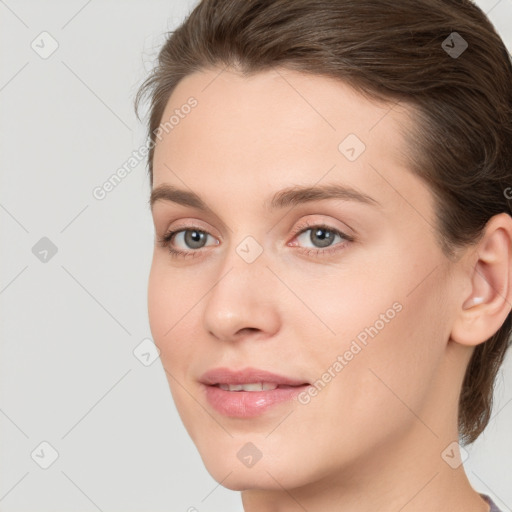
[480,493,504,512]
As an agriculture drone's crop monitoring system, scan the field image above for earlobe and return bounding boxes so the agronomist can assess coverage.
[451,213,512,347]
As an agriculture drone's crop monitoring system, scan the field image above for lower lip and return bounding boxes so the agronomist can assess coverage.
[202,384,310,417]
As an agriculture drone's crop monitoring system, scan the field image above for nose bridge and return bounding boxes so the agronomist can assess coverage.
[201,232,280,341]
[215,230,270,292]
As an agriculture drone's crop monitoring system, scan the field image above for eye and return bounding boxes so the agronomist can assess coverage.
[157,220,354,259]
[157,226,219,259]
[290,220,354,257]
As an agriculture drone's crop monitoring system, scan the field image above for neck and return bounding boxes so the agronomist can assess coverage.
[241,422,489,512]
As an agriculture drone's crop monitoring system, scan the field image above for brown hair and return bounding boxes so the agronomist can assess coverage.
[134,0,512,445]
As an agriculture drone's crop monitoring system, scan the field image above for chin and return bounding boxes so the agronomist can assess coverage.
[203,462,301,491]
[195,441,320,492]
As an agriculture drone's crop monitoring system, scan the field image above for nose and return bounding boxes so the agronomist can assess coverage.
[202,245,281,343]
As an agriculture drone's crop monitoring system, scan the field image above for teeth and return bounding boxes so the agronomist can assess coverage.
[218,382,279,391]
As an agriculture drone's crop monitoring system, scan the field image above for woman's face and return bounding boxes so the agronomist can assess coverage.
[148,67,467,490]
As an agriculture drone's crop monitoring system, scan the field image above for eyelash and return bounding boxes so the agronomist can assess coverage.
[156,220,354,260]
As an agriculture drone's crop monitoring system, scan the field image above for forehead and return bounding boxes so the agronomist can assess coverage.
[151,67,428,221]
[154,67,413,167]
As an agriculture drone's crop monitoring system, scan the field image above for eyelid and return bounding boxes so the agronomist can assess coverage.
[289,218,354,241]
[160,219,221,242]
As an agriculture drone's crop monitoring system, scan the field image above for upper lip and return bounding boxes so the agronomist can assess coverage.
[200,367,309,386]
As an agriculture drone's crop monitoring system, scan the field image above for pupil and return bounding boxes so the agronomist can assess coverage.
[186,230,205,248]
[312,228,333,248]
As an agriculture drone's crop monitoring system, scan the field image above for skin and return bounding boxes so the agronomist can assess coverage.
[148,66,512,512]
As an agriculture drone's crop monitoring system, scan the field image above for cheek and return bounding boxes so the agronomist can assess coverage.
[147,262,199,424]
[147,255,199,336]
[291,256,449,428]
[147,256,211,389]
[147,258,193,366]
[287,292,446,469]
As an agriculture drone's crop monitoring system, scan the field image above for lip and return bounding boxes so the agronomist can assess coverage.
[199,366,311,418]
[200,367,309,387]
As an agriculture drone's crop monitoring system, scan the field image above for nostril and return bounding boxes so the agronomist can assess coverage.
[237,327,259,335]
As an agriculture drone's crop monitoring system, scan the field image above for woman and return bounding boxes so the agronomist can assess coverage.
[135,0,511,510]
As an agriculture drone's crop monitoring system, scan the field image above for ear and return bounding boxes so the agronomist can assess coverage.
[451,213,512,347]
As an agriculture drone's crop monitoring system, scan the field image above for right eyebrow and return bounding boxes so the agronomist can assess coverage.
[149,184,213,213]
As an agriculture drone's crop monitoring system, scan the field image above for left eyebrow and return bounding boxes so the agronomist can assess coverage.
[149,182,382,212]
[266,183,381,211]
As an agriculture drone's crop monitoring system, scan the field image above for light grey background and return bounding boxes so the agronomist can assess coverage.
[0,1,511,511]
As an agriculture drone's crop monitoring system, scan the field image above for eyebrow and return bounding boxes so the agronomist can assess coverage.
[149,183,381,213]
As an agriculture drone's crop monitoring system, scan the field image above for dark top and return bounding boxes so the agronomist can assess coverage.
[480,493,503,512]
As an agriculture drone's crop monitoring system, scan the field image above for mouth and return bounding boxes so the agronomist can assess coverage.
[199,367,311,417]
[214,382,307,391]
[199,366,310,387]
